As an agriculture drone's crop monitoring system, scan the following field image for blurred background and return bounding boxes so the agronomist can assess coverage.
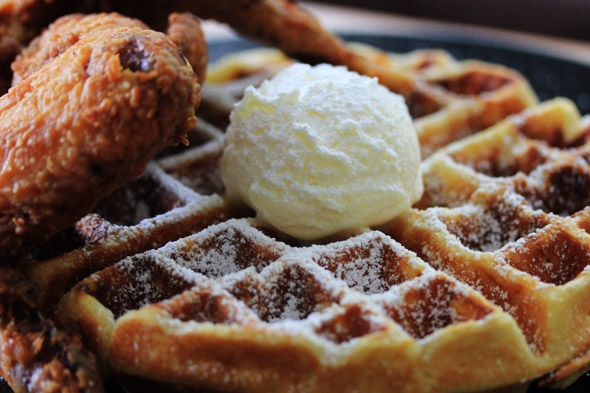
[314,0,590,41]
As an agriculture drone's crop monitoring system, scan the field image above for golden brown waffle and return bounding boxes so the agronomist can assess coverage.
[386,97,590,389]
[51,96,590,393]
[59,218,540,393]
[15,46,589,393]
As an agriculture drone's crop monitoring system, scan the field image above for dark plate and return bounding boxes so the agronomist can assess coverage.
[208,34,590,393]
[208,33,590,115]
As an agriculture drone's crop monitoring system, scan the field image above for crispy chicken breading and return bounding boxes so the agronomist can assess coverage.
[94,0,351,64]
[0,15,200,261]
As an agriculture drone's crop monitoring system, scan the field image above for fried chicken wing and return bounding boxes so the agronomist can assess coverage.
[0,15,200,261]
[0,267,104,393]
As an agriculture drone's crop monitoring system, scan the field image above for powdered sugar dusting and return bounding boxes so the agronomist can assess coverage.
[93,215,504,360]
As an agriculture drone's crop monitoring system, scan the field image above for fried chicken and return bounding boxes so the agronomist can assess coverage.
[0,267,104,393]
[0,14,200,261]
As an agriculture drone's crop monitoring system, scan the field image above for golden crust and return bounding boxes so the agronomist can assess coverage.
[0,14,200,260]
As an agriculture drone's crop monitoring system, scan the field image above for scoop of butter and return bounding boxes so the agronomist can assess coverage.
[221,63,423,240]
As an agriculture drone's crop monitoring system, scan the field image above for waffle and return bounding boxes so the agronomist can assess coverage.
[14,44,590,393]
[386,97,590,388]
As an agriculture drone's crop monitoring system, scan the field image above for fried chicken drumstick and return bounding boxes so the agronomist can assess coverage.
[0,14,200,261]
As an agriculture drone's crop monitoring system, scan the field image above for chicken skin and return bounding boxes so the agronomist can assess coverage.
[0,14,200,261]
